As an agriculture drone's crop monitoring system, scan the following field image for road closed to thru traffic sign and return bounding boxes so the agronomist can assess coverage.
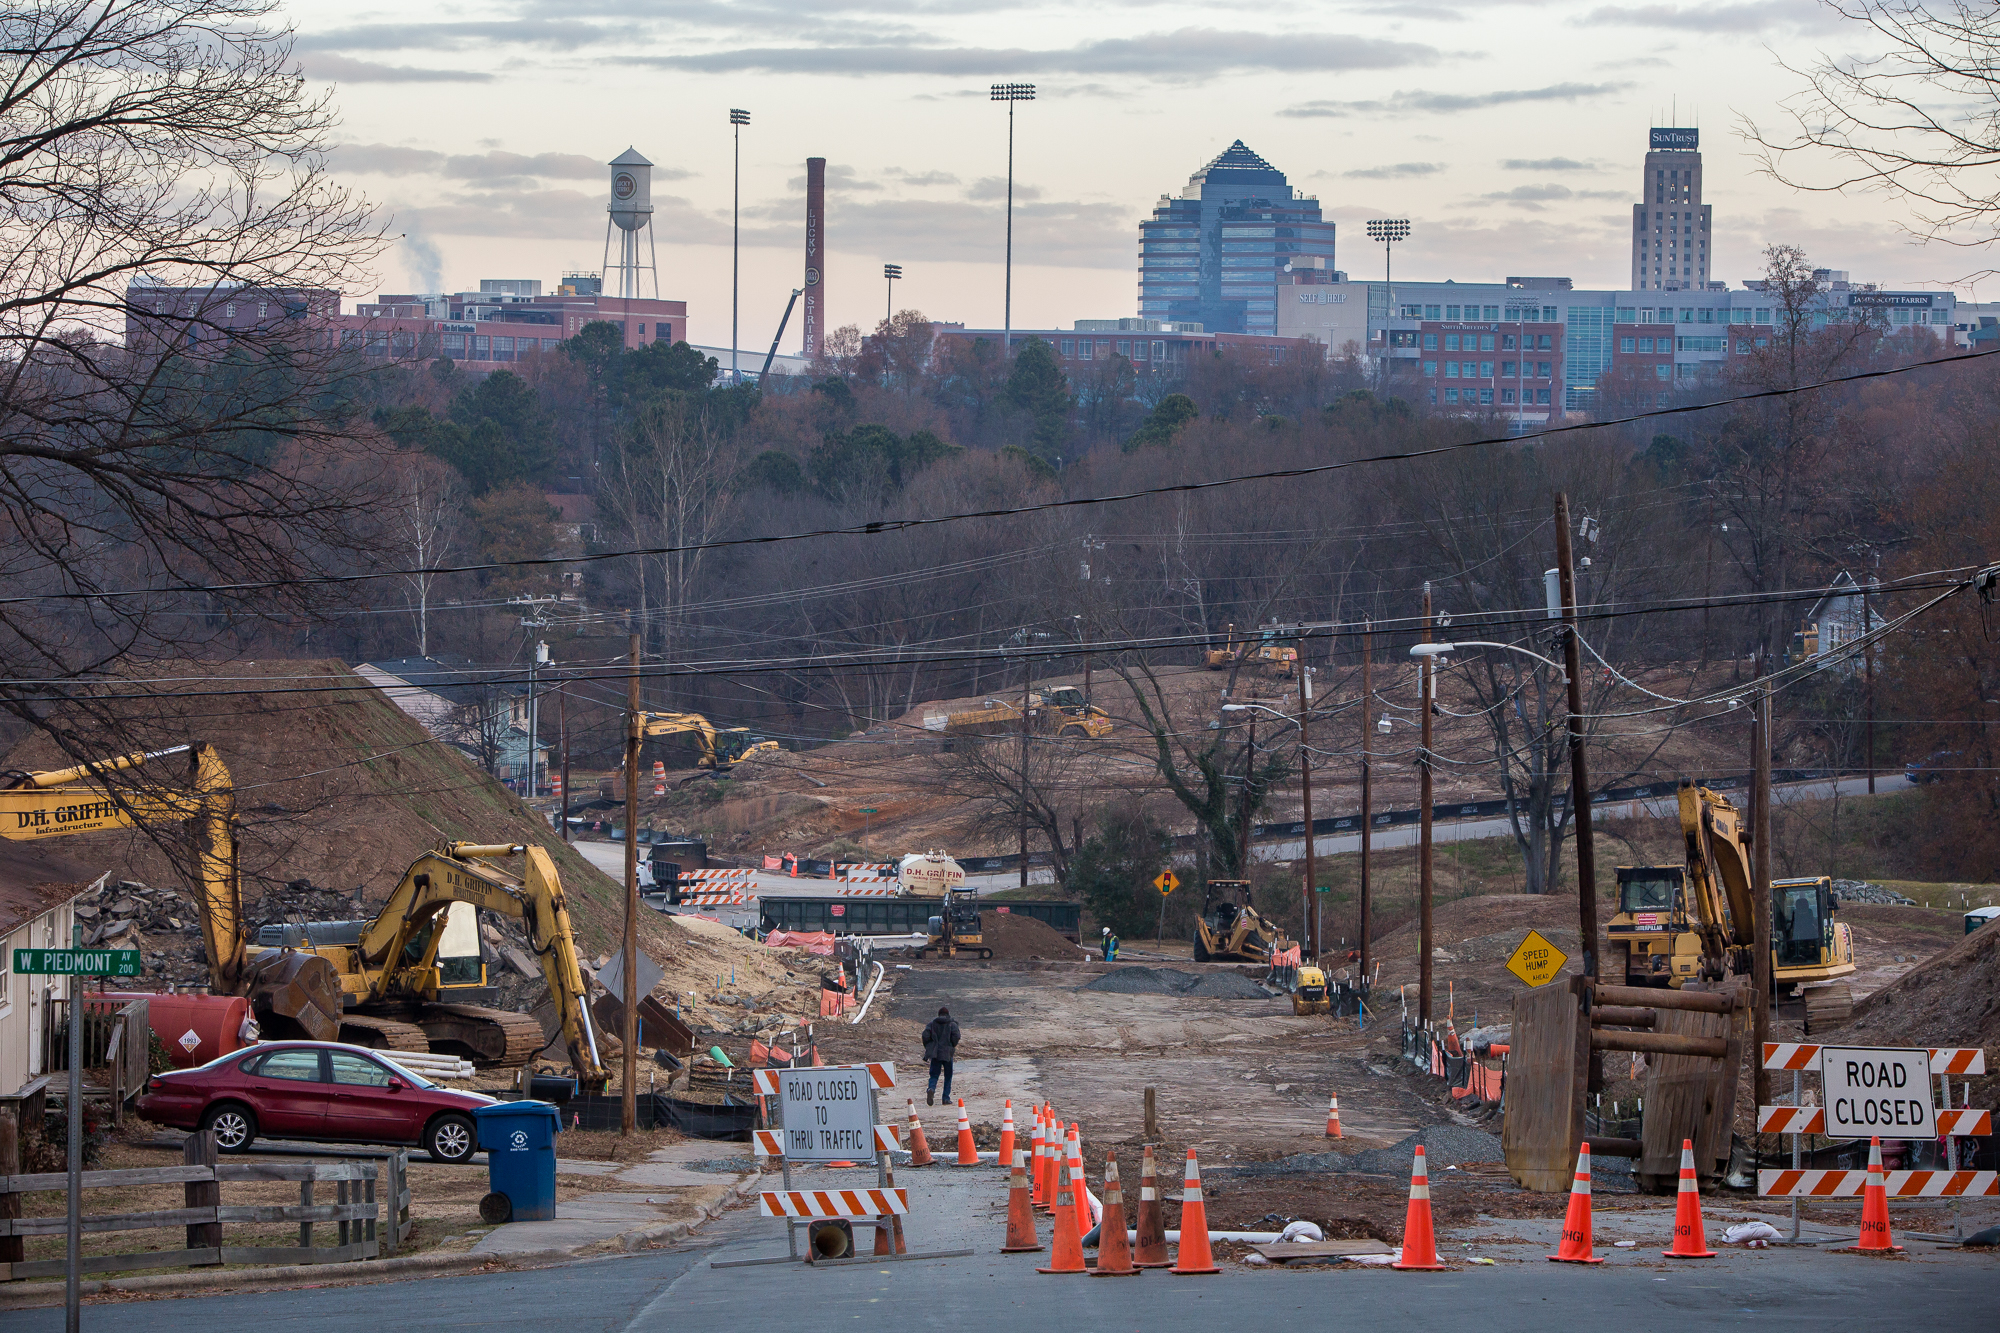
[1822,1046,1934,1138]
[779,1064,880,1161]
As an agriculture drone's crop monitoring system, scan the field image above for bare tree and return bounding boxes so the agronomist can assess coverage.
[386,452,465,657]
[0,0,387,739]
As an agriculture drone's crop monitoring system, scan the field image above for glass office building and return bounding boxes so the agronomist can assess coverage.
[1138,141,1337,335]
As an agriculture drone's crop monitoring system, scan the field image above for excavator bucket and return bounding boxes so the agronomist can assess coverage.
[243,950,344,1043]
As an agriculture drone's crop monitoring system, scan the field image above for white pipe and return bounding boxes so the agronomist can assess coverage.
[1121,1229,1283,1244]
[850,961,886,1024]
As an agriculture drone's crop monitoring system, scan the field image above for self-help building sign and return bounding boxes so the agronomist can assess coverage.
[1822,1046,1935,1137]
[1650,128,1699,151]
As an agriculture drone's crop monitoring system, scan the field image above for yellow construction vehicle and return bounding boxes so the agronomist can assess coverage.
[1293,964,1331,1015]
[1606,782,1856,1030]
[1192,878,1288,962]
[638,711,780,774]
[1,744,609,1080]
[927,686,1113,740]
[1204,623,1298,679]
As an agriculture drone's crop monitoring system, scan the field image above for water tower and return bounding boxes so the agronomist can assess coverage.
[603,147,658,300]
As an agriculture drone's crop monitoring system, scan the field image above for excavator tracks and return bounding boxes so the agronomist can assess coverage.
[416,1003,548,1067]
[338,1012,432,1052]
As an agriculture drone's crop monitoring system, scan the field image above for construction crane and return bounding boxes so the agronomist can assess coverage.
[1605,782,1856,1030]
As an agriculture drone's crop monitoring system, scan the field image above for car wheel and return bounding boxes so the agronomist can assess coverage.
[200,1103,257,1153]
[426,1112,477,1164]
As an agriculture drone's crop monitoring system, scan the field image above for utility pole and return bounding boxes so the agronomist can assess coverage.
[1018,662,1031,892]
[559,684,571,844]
[1240,710,1256,871]
[1359,620,1374,981]
[1752,686,1774,1109]
[730,108,749,382]
[1418,585,1434,1024]
[1864,576,1876,794]
[1298,633,1315,958]
[1553,493,1601,991]
[622,633,640,1135]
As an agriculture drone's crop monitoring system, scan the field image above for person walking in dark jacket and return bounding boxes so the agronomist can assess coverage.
[922,1006,960,1104]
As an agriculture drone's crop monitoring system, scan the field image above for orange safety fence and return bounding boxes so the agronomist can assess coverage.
[765,929,838,954]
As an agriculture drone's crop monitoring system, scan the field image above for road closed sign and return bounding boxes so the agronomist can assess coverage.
[1822,1046,1934,1138]
[779,1064,877,1161]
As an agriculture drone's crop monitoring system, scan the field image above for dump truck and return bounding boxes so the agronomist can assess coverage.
[924,686,1113,739]
[1606,782,1856,1030]
[1204,623,1298,679]
[1192,878,1289,962]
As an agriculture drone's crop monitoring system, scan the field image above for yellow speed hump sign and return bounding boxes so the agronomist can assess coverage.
[1506,929,1568,987]
[1153,870,1180,896]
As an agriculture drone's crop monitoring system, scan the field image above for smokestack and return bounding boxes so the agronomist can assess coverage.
[804,157,825,358]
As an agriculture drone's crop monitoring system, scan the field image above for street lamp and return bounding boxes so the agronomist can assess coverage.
[990,82,1036,354]
[883,263,902,328]
[730,108,750,383]
[1365,218,1411,343]
[1409,640,1568,681]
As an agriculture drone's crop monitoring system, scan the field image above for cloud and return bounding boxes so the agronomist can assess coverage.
[1281,81,1629,117]
[1578,1,1821,31]
[885,168,962,186]
[622,29,1436,77]
[1503,157,1598,172]
[1351,1,1468,18]
[299,20,615,53]
[334,144,693,186]
[786,164,884,192]
[299,53,492,83]
[1486,184,1579,202]
[967,175,1044,201]
[1343,162,1445,178]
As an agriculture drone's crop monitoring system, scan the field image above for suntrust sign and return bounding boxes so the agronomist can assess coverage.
[1650,128,1699,151]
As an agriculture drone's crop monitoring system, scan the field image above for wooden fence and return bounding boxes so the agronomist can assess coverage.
[0,1132,413,1282]
[41,997,153,1126]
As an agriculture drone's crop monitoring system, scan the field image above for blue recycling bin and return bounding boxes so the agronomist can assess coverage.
[474,1100,560,1223]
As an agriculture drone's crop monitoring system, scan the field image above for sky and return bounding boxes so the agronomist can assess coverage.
[289,0,1982,351]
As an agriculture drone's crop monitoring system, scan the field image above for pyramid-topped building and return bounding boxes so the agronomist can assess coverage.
[1138,141,1336,335]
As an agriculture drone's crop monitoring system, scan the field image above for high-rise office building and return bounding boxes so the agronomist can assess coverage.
[1630,127,1712,292]
[1138,141,1336,335]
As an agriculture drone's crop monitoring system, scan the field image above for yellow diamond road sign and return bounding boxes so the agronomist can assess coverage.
[1506,929,1568,987]
[1153,870,1180,895]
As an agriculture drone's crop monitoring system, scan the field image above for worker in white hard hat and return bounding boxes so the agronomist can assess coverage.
[1101,925,1119,962]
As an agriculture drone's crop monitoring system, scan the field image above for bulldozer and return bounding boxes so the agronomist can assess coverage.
[1204,623,1298,679]
[1605,782,1856,1031]
[0,743,610,1082]
[1192,878,1288,962]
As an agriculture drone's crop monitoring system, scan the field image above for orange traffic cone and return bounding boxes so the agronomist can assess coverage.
[1853,1136,1902,1254]
[1038,1111,1058,1212]
[1091,1152,1139,1277]
[1662,1138,1715,1258]
[1548,1144,1603,1263]
[1037,1144,1088,1273]
[1133,1143,1170,1268]
[956,1098,979,1166]
[1065,1126,1092,1248]
[1030,1111,1048,1209]
[1391,1145,1448,1269]
[1326,1093,1342,1138]
[1001,1148,1043,1253]
[1172,1148,1220,1275]
[998,1100,1015,1171]
[905,1098,935,1168]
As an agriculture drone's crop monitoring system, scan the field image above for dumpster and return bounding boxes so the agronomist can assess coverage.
[473,1100,560,1223]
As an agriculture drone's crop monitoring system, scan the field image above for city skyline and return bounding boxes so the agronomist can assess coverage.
[290,0,1983,350]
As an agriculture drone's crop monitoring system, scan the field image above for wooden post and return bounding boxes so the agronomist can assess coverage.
[1359,622,1373,981]
[1554,493,1600,995]
[299,1175,314,1251]
[1752,688,1773,1109]
[1418,583,1434,1024]
[363,1165,377,1255]
[338,1176,350,1250]
[1298,632,1315,957]
[107,1019,124,1128]
[0,1106,21,1266]
[1018,666,1031,892]
[183,1128,221,1264]
[1143,1086,1159,1141]
[624,632,641,1135]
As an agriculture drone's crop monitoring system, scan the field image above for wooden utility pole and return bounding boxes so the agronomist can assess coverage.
[1018,664,1031,892]
[1554,494,1601,984]
[1752,687,1774,1108]
[1297,632,1315,958]
[1359,621,1373,981]
[559,684,571,844]
[1239,710,1256,871]
[1418,584,1434,1024]
[1864,581,1876,794]
[622,633,640,1135]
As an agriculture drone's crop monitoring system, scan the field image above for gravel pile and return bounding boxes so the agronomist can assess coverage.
[1220,1126,1504,1177]
[1185,971,1274,999]
[1832,879,1917,906]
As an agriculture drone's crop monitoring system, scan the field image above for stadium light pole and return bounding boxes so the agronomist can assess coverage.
[1365,218,1410,348]
[990,83,1036,354]
[730,109,749,382]
[884,263,902,328]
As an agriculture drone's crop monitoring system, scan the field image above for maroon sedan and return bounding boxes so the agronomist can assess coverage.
[138,1041,497,1162]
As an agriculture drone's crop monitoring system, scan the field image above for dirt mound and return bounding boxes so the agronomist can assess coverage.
[1084,966,1202,995]
[1225,1125,1504,1177]
[1186,970,1275,999]
[645,914,840,1037]
[1842,918,2000,1051]
[1372,894,1578,957]
[980,911,1088,960]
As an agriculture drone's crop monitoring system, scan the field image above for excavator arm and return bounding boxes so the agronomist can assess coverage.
[637,711,721,768]
[355,843,607,1085]
[1677,783,1758,979]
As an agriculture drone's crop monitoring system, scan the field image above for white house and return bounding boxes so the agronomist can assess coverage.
[0,842,106,1096]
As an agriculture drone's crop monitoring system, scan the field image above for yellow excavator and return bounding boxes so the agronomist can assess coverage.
[0,743,609,1082]
[1606,782,1856,1030]
[1192,878,1289,962]
[638,711,780,779]
[1204,623,1298,679]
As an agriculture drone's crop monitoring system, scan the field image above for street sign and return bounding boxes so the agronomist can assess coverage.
[1821,1045,1935,1138]
[1153,870,1180,896]
[860,808,878,815]
[1505,930,1567,987]
[1315,884,1331,895]
[12,947,141,977]
[776,1064,884,1162]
